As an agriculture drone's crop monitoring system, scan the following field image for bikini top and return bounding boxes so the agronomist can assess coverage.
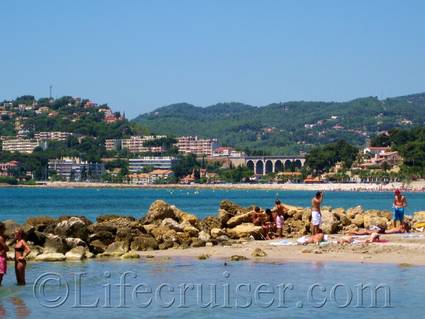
[15,245,25,253]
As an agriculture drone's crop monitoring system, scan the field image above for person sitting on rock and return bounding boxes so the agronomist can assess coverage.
[262,209,276,240]
[251,206,265,226]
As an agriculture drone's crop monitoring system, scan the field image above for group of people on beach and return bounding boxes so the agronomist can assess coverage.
[251,189,409,244]
[0,224,30,286]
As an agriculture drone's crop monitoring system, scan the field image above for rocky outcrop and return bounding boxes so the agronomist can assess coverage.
[2,199,420,262]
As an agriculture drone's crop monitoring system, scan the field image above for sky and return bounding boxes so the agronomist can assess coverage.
[1,0,425,118]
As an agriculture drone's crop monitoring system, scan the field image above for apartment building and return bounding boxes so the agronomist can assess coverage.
[1,138,43,153]
[34,131,72,141]
[176,136,218,156]
[105,136,167,153]
[48,157,105,181]
[128,157,176,173]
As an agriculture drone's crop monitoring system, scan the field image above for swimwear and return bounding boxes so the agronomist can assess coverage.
[0,256,7,274]
[312,211,321,226]
[394,207,405,221]
[276,215,283,229]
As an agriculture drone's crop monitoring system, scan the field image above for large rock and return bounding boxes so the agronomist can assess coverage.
[89,239,107,254]
[173,207,198,225]
[199,216,221,232]
[351,214,364,228]
[88,231,115,245]
[363,214,389,229]
[321,210,340,234]
[54,217,89,241]
[413,211,425,224]
[347,206,364,219]
[333,208,350,226]
[4,220,20,238]
[27,245,43,260]
[181,221,199,237]
[150,226,176,242]
[96,215,135,223]
[161,218,183,231]
[65,246,87,260]
[198,230,211,242]
[65,237,87,249]
[35,253,66,262]
[102,241,129,257]
[25,216,57,232]
[88,223,117,235]
[227,223,263,239]
[44,234,68,254]
[210,228,225,238]
[130,235,159,251]
[144,200,176,224]
[226,212,252,228]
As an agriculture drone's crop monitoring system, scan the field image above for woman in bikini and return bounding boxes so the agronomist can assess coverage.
[14,229,30,285]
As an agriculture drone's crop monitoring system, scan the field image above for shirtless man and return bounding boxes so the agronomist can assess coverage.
[251,206,265,226]
[393,189,407,228]
[311,191,324,235]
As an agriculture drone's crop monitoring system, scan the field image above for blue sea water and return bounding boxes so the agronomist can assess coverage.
[0,259,423,318]
[0,187,424,223]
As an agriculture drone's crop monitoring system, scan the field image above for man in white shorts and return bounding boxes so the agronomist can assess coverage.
[311,191,324,235]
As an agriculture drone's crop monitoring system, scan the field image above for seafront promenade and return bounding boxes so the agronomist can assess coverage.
[9,181,425,192]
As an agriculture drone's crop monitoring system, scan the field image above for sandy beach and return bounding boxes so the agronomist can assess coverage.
[9,180,425,192]
[136,233,425,266]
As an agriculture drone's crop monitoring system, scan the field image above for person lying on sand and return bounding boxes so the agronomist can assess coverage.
[347,226,385,236]
[385,222,410,234]
[301,230,325,245]
[338,232,384,244]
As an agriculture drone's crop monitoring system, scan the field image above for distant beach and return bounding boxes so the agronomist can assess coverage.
[8,180,425,193]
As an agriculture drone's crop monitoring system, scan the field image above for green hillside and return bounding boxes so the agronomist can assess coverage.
[133,93,425,154]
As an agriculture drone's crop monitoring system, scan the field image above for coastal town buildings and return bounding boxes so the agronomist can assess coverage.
[1,138,44,153]
[128,169,174,184]
[34,131,72,141]
[48,157,105,182]
[128,157,177,173]
[105,136,167,153]
[176,136,218,156]
[0,160,18,177]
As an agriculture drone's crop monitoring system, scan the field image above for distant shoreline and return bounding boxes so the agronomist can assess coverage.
[3,181,425,192]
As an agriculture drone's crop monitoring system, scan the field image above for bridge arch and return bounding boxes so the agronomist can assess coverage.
[265,160,273,174]
[247,160,255,173]
[274,160,283,172]
[255,161,264,175]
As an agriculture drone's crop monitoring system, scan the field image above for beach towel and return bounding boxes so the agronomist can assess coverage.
[269,239,297,246]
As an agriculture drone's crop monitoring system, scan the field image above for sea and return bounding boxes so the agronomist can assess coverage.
[0,187,424,223]
[0,187,424,318]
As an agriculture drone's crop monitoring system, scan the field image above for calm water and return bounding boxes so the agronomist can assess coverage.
[1,188,424,223]
[0,259,422,318]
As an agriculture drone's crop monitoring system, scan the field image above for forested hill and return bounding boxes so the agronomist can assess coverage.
[133,93,425,154]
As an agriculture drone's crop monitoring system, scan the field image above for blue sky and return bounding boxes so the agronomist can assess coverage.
[1,0,425,118]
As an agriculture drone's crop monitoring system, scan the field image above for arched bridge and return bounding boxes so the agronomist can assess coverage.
[243,156,306,175]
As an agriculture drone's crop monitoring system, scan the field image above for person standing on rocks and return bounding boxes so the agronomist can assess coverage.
[272,200,287,238]
[0,222,8,286]
[311,191,324,235]
[393,189,407,228]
